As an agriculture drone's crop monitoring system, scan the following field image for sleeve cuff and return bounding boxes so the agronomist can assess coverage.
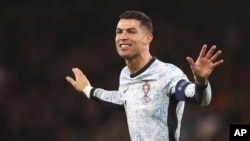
[195,83,208,90]
[83,85,93,98]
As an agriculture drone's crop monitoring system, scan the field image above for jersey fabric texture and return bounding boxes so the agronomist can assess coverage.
[89,57,211,141]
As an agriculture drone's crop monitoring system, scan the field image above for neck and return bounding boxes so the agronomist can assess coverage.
[125,54,153,74]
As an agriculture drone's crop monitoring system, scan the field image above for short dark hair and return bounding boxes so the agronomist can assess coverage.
[119,10,153,34]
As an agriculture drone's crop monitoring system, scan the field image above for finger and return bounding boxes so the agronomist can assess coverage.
[72,68,90,85]
[186,56,195,66]
[205,45,216,59]
[73,67,84,77]
[198,44,207,58]
[213,59,224,67]
[72,68,82,79]
[210,50,222,62]
[65,76,75,85]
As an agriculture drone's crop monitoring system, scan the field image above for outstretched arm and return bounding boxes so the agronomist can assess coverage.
[186,44,224,86]
[65,67,124,110]
[174,44,223,105]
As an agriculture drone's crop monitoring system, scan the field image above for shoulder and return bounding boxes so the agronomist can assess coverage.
[154,58,183,73]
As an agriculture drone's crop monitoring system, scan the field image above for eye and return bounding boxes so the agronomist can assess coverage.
[116,29,122,34]
[127,29,136,34]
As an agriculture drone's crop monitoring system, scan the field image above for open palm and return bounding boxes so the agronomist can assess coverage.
[186,44,224,85]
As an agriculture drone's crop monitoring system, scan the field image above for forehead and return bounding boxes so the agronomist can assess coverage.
[116,19,141,30]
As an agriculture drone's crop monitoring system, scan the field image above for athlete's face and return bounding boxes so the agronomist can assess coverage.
[115,19,152,60]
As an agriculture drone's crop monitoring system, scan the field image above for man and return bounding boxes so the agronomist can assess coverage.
[66,10,224,141]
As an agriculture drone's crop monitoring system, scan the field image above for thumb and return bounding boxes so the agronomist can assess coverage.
[186,56,194,66]
[65,76,75,85]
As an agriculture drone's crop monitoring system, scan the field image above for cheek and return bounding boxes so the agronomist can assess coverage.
[141,37,149,46]
[115,36,118,43]
[115,38,119,47]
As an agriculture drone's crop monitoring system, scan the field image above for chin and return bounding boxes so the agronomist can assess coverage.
[118,52,135,60]
[119,55,128,59]
[119,54,128,59]
[122,56,134,61]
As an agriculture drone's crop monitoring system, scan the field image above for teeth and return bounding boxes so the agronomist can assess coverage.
[121,45,129,48]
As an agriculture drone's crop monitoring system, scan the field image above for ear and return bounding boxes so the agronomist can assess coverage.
[146,34,153,44]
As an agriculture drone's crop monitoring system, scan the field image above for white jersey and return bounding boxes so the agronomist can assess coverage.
[89,57,211,141]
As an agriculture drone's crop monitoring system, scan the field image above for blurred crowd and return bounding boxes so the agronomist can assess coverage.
[0,0,249,141]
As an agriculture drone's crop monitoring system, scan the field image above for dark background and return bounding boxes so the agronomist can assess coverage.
[0,0,249,141]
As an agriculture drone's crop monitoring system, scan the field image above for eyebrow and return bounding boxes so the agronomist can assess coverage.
[116,27,137,31]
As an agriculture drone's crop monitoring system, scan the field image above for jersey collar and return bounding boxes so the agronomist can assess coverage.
[130,57,156,78]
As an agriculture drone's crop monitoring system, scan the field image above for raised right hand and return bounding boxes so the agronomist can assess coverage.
[65,67,91,92]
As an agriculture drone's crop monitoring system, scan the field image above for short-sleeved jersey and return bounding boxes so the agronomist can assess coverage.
[90,57,211,141]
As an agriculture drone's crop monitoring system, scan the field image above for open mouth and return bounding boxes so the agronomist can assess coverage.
[120,44,131,49]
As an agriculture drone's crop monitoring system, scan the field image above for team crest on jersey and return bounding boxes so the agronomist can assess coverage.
[142,81,150,97]
[141,81,151,102]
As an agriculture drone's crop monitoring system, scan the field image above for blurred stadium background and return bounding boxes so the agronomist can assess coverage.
[0,0,249,141]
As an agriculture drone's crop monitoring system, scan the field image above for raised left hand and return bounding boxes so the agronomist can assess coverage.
[186,44,224,86]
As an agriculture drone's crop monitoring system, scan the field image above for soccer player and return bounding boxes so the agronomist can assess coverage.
[65,10,224,141]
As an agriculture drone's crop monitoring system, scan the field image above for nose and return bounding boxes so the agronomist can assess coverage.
[117,31,128,40]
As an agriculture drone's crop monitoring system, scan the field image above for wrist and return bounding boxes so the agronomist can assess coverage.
[83,85,93,98]
[194,76,208,86]
[195,83,208,89]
